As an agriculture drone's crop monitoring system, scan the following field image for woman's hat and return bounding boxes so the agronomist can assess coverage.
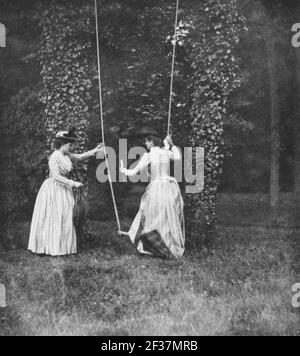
[55,127,80,142]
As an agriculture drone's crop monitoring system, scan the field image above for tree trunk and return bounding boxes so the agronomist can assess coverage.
[266,39,280,224]
[295,50,300,194]
[294,6,300,226]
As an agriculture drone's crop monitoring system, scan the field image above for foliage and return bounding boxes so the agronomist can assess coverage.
[221,0,296,193]
[0,85,47,226]
[88,1,185,138]
[39,0,93,184]
[182,0,247,241]
[1,0,298,246]
[0,0,246,243]
[86,0,246,241]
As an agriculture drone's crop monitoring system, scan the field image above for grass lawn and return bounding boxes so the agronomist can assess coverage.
[0,219,299,336]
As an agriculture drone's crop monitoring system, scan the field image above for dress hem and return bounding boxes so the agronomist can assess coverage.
[28,249,77,257]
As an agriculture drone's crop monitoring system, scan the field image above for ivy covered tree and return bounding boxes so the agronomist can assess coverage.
[185,0,246,243]
[0,0,249,248]
[37,0,246,242]
[39,0,93,185]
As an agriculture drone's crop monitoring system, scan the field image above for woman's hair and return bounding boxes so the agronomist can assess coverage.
[53,138,73,149]
[145,135,163,147]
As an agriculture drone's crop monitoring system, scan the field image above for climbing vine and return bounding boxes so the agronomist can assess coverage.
[39,0,93,184]
[37,0,245,244]
[185,0,246,243]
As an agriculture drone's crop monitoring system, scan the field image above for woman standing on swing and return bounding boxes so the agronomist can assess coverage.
[28,127,103,256]
[120,130,185,259]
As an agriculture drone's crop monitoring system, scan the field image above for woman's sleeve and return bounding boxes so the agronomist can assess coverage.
[124,153,150,177]
[69,151,94,161]
[167,146,181,161]
[49,154,76,188]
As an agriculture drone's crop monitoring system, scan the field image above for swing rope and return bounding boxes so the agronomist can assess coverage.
[167,0,180,137]
[93,0,180,233]
[94,0,121,232]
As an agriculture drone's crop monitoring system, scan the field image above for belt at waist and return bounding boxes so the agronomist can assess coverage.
[151,176,177,183]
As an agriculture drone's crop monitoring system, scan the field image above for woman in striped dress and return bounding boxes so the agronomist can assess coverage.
[28,128,103,256]
[120,134,185,259]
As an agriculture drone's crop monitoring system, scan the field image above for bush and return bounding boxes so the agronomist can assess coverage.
[0,85,47,228]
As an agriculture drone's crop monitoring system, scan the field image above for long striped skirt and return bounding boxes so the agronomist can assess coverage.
[128,177,185,259]
[28,178,77,256]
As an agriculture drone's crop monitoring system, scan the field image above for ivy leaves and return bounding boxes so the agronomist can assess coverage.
[39,1,92,183]
[38,0,245,241]
[185,0,246,241]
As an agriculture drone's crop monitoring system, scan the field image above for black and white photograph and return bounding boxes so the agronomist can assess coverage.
[0,0,299,337]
